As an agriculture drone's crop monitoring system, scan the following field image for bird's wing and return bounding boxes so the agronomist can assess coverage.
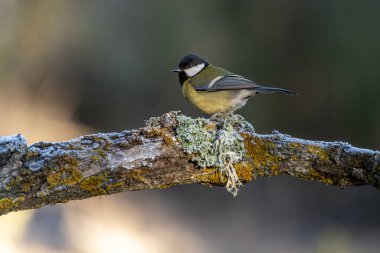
[195,74,260,91]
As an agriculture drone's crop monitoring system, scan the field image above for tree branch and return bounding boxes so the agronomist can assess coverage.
[0,112,379,216]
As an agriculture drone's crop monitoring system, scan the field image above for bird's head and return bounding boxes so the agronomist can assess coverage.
[171,53,209,84]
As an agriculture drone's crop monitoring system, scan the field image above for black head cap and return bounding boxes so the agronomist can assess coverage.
[178,53,209,70]
[172,53,209,85]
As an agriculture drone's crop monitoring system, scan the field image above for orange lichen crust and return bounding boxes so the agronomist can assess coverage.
[196,162,254,185]
[235,161,255,182]
[241,133,281,177]
[143,127,175,146]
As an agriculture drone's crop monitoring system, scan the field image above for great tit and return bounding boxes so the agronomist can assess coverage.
[172,53,296,117]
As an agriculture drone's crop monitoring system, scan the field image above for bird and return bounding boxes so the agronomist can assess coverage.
[172,53,296,118]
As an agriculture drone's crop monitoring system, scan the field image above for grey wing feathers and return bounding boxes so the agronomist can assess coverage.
[195,74,260,91]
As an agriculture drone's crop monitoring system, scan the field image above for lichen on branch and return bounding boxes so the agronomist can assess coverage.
[0,111,379,216]
[174,114,252,196]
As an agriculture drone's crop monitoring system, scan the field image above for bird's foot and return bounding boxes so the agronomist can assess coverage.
[210,113,255,133]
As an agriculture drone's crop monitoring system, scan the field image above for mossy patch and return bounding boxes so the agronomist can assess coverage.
[0,196,26,212]
[24,150,39,160]
[91,155,101,162]
[129,168,153,188]
[197,163,255,185]
[197,168,225,185]
[105,181,125,192]
[21,183,31,193]
[16,195,25,203]
[80,172,109,195]
[95,149,106,158]
[47,155,82,188]
[47,167,82,188]
[295,167,335,185]
[288,142,302,150]
[4,176,31,193]
[235,161,255,182]
[307,145,330,161]
[242,133,280,176]
[0,198,14,211]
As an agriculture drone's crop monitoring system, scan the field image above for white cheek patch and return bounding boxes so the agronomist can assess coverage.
[184,63,205,77]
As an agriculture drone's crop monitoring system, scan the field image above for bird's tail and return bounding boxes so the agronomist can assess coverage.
[254,86,297,95]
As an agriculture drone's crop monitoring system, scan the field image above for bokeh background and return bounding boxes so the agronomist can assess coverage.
[0,1,379,252]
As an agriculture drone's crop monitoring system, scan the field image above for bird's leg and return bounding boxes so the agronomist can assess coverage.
[209,113,229,130]
[221,113,255,132]
[209,113,221,121]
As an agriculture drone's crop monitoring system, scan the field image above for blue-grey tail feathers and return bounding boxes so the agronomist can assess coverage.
[254,87,297,95]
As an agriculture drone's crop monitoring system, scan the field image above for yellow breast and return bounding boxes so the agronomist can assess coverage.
[182,81,237,115]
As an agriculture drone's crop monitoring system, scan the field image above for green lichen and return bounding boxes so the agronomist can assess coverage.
[91,155,101,161]
[288,142,302,150]
[47,167,83,188]
[15,195,26,205]
[307,145,330,161]
[105,181,125,192]
[295,167,335,185]
[80,172,109,195]
[176,114,252,196]
[0,196,26,213]
[0,198,14,211]
[129,168,153,188]
[21,183,31,193]
[4,175,32,193]
[47,155,82,188]
[24,150,39,160]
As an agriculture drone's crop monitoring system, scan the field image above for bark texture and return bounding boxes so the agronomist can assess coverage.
[0,112,379,216]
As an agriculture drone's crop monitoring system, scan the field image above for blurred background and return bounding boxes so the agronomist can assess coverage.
[0,1,379,252]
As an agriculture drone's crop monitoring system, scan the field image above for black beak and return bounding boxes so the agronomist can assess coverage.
[171,68,182,73]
